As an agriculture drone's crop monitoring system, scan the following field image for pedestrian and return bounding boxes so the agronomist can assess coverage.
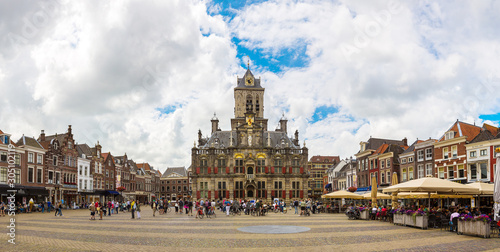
[188,200,193,216]
[54,201,59,216]
[136,202,141,219]
[107,201,112,216]
[179,199,184,214]
[131,200,136,219]
[152,200,157,217]
[98,203,103,220]
[184,200,189,214]
[47,200,52,213]
[58,201,63,216]
[89,202,96,220]
[175,201,179,214]
[28,198,34,213]
[40,201,45,213]
[0,201,5,216]
[115,201,119,214]
[225,199,231,216]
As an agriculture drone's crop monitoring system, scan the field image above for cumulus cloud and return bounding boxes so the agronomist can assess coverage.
[1,0,500,170]
[229,0,500,158]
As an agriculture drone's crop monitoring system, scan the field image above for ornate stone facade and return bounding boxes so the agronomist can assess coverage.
[191,68,308,202]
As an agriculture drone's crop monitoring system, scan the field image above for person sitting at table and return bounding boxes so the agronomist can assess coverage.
[472,208,480,216]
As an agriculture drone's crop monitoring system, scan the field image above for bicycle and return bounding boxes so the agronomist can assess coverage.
[230,207,241,216]
[206,207,216,218]
[196,207,204,219]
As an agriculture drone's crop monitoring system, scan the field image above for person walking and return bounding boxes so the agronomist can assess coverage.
[47,200,52,213]
[225,199,231,216]
[152,200,157,217]
[0,201,5,216]
[179,199,184,215]
[188,200,193,216]
[98,203,104,220]
[131,200,136,219]
[54,201,59,216]
[175,201,179,214]
[89,202,96,220]
[136,202,141,219]
[40,201,45,213]
[107,201,112,216]
[29,198,34,213]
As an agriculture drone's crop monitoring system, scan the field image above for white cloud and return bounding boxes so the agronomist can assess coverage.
[1,0,500,171]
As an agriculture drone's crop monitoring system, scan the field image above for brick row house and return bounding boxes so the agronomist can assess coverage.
[308,155,339,199]
[399,139,437,182]
[465,124,499,183]
[1,125,165,207]
[355,137,407,192]
[433,121,482,183]
[15,136,48,202]
[38,126,79,205]
[160,167,190,201]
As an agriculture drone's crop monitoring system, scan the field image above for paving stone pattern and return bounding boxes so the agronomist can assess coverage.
[3,208,500,251]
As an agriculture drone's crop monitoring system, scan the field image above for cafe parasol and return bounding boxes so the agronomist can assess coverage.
[321,190,363,199]
[371,175,378,207]
[383,175,479,208]
[391,172,398,208]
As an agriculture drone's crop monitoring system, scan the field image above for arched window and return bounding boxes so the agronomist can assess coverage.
[255,95,260,113]
[246,95,253,112]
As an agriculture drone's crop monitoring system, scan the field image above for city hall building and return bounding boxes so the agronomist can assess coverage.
[191,67,309,202]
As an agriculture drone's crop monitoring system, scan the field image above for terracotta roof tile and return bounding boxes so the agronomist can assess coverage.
[438,121,482,142]
[137,163,151,170]
[309,155,340,163]
[483,123,498,136]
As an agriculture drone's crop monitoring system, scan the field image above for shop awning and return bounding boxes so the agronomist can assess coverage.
[105,190,120,195]
[324,183,331,189]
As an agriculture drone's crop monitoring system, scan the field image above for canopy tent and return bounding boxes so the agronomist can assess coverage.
[321,190,364,199]
[465,181,494,195]
[396,192,473,199]
[391,172,398,208]
[382,176,480,194]
[361,192,392,200]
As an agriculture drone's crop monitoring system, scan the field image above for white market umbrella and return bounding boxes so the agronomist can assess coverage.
[494,151,500,221]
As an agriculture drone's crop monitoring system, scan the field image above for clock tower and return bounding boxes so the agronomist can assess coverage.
[232,66,268,131]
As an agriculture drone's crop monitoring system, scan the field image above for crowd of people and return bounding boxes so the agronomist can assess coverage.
[347,202,500,232]
[0,198,66,216]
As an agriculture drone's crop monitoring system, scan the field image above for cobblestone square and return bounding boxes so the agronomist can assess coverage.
[5,208,500,251]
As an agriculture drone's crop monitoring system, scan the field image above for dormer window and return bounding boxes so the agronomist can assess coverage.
[2,135,9,145]
[445,131,455,140]
[54,142,59,150]
[68,140,72,149]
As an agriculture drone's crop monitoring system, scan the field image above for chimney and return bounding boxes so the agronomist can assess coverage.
[403,137,407,146]
[279,118,287,134]
[211,113,219,134]
[40,130,45,141]
[294,130,299,145]
[68,125,72,134]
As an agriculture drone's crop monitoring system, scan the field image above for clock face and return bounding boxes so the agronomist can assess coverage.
[245,76,254,86]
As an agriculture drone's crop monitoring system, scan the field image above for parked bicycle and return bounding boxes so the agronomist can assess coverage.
[196,207,204,219]
[206,206,216,218]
